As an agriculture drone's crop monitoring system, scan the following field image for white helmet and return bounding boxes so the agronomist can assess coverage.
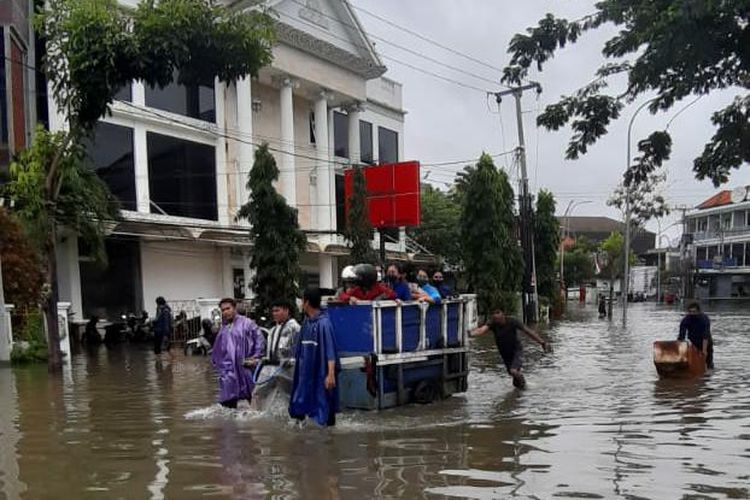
[341,265,356,281]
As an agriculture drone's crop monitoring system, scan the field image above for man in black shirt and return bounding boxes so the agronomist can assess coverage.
[470,308,549,389]
[678,301,714,369]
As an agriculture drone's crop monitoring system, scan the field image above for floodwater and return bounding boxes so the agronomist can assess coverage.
[1,303,749,499]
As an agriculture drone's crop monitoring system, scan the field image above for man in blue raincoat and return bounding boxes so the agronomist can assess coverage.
[211,298,265,408]
[289,287,340,426]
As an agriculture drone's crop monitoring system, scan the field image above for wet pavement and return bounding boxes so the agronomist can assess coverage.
[1,303,749,499]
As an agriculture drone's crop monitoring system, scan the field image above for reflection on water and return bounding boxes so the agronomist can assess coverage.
[1,303,750,499]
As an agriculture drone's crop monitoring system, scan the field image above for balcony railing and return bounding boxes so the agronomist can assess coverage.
[696,258,739,269]
[691,227,750,240]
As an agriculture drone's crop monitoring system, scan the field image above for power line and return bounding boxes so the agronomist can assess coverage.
[275,10,495,95]
[349,2,506,76]
[285,0,500,88]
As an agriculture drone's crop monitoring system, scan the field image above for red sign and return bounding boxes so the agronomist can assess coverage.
[344,161,421,228]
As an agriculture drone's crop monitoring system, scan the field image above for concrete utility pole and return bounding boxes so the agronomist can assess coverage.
[495,82,542,324]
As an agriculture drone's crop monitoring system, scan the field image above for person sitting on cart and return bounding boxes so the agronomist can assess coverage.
[469,308,549,390]
[678,301,714,369]
[337,263,396,304]
[384,262,413,301]
[414,269,441,304]
[432,271,453,299]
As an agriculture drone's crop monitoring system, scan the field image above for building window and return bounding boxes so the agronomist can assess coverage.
[698,217,708,232]
[707,245,718,260]
[333,111,348,158]
[732,243,744,267]
[746,243,750,268]
[696,246,707,261]
[80,238,141,320]
[145,73,215,123]
[687,218,696,234]
[147,132,217,221]
[746,210,750,227]
[9,37,26,153]
[114,83,132,103]
[309,111,316,144]
[335,172,345,231]
[84,122,137,211]
[360,120,373,164]
[722,212,732,229]
[378,126,398,164]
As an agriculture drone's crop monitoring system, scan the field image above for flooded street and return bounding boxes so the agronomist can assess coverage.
[1,303,749,499]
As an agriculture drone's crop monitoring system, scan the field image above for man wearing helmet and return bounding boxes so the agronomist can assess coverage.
[337,263,397,304]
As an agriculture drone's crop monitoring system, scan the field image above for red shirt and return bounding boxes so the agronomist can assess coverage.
[338,283,396,301]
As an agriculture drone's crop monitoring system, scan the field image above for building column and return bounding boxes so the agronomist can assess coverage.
[215,79,230,225]
[55,233,83,319]
[372,123,379,164]
[314,91,331,232]
[132,82,150,213]
[279,78,296,207]
[347,102,363,165]
[236,77,253,211]
[319,254,337,289]
[243,249,253,300]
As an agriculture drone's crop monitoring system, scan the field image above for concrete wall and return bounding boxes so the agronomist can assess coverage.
[139,241,232,307]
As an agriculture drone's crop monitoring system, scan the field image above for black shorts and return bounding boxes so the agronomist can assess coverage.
[501,349,523,373]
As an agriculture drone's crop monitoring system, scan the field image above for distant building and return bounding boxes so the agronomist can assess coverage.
[685,186,750,300]
[558,216,656,255]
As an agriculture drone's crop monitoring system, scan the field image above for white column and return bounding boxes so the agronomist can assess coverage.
[55,235,83,319]
[242,249,253,300]
[134,124,150,213]
[372,124,380,164]
[221,248,233,298]
[279,78,297,207]
[314,91,331,232]
[215,80,230,225]
[236,77,254,212]
[319,254,337,289]
[347,102,363,165]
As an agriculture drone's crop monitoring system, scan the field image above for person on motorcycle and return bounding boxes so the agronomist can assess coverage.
[336,263,396,304]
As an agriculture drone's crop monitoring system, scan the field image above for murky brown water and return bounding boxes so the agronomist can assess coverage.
[1,303,749,499]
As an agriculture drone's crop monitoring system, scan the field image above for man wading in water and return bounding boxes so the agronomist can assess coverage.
[470,308,549,389]
[678,301,714,369]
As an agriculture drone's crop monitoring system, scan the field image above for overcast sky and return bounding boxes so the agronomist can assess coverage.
[350,0,750,243]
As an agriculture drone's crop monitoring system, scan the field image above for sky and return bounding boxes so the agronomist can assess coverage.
[349,0,750,244]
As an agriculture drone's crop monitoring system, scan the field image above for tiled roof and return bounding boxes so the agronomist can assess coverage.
[697,190,732,209]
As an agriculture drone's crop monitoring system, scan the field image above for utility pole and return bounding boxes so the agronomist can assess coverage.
[495,82,542,324]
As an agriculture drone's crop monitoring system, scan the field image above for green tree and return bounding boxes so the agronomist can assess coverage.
[459,153,522,316]
[407,184,462,266]
[238,144,306,318]
[533,189,560,303]
[559,238,595,288]
[502,2,749,187]
[599,231,635,318]
[3,0,274,372]
[344,165,377,265]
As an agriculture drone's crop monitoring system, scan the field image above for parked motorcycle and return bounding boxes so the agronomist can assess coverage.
[185,318,216,356]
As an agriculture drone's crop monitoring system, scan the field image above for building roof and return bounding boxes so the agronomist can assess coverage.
[697,190,732,209]
[557,216,629,235]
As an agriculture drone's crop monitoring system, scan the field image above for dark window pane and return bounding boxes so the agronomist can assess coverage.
[360,120,373,164]
[145,75,215,123]
[147,132,217,221]
[335,173,345,231]
[745,243,750,267]
[34,32,49,130]
[309,111,316,144]
[80,238,141,319]
[378,126,398,164]
[114,83,132,102]
[333,111,348,158]
[84,122,137,211]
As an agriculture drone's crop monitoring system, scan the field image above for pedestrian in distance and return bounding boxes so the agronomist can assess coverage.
[678,301,714,369]
[211,298,265,409]
[470,308,549,389]
[153,297,173,355]
[289,287,340,427]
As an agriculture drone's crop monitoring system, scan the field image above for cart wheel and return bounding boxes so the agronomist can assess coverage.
[413,380,438,404]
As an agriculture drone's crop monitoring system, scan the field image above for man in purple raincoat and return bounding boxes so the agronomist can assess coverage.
[211,298,265,408]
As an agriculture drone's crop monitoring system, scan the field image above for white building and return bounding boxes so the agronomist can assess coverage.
[685,185,750,300]
[52,0,414,320]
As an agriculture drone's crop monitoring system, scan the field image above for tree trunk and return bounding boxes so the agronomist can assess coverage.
[44,227,63,373]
